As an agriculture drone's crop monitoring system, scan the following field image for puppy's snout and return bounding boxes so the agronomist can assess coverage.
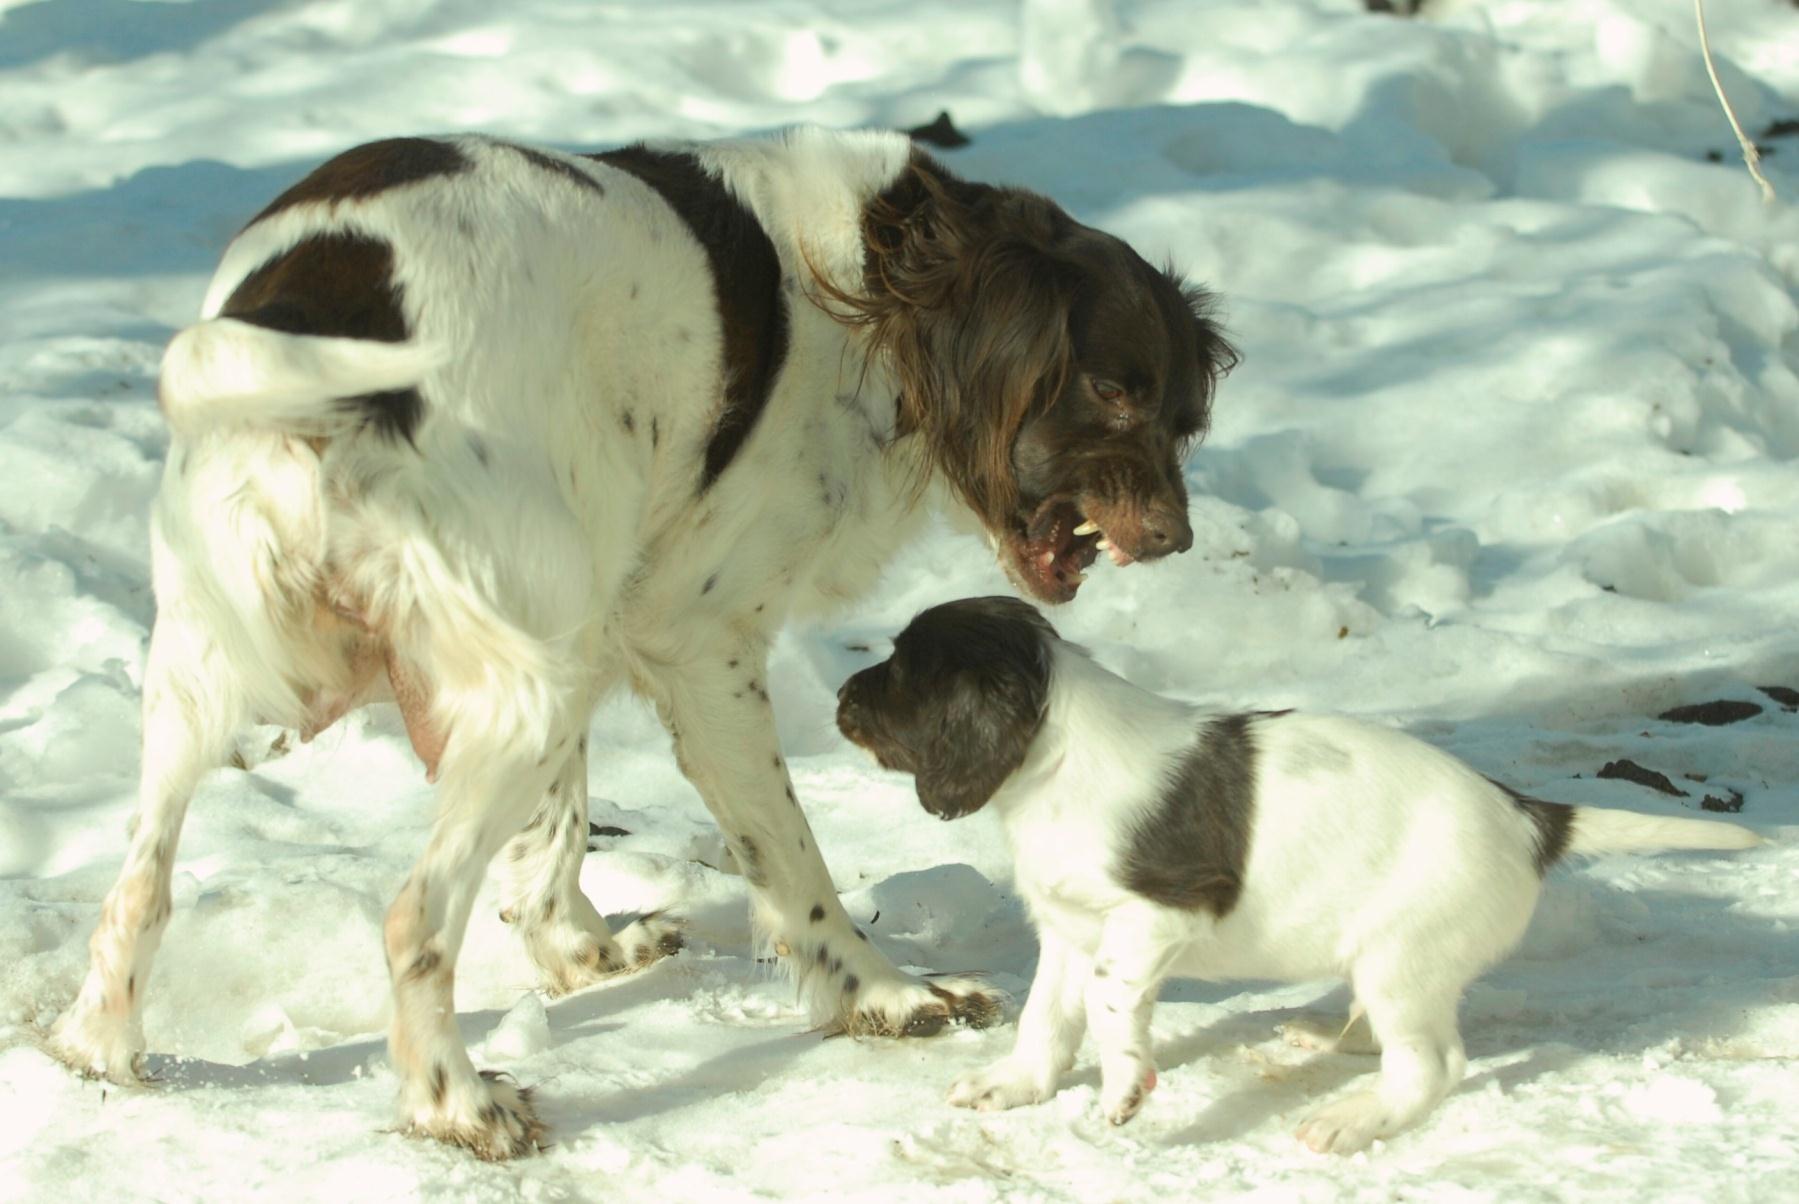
[835,676,866,741]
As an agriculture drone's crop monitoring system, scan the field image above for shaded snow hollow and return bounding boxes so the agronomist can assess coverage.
[2,0,1797,1200]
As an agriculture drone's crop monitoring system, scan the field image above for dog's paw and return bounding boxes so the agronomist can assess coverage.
[832,973,1003,1039]
[1099,1060,1157,1126]
[46,1003,144,1085]
[614,911,685,969]
[523,912,684,997]
[402,1069,544,1162]
[1296,1091,1389,1155]
[947,1059,1054,1112]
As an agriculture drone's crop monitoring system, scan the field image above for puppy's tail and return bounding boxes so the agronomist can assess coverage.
[1564,805,1763,857]
[158,317,442,439]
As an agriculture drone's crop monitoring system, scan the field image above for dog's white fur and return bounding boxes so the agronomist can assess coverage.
[49,128,1013,1158]
[950,644,1762,1153]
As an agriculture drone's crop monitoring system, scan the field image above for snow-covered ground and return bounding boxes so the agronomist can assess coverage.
[3,0,1797,1198]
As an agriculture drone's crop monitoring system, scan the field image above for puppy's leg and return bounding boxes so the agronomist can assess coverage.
[949,930,1088,1110]
[1296,960,1467,1155]
[497,736,682,995]
[1086,907,1185,1126]
[650,641,1000,1037]
[49,607,241,1083]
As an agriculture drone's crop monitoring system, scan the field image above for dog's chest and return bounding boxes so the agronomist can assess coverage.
[1002,799,1131,949]
[612,342,928,645]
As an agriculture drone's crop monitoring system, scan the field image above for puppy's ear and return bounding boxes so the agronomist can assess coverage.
[908,601,1055,819]
[913,662,1047,819]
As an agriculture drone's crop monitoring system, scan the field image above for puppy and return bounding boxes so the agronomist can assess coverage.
[835,596,1763,1153]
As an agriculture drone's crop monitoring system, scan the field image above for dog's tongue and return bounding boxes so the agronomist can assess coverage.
[1023,505,1100,595]
[1025,499,1072,545]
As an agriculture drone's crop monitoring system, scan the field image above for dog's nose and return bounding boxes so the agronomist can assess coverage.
[1132,504,1193,560]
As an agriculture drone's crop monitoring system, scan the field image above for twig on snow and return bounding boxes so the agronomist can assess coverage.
[1694,0,1776,203]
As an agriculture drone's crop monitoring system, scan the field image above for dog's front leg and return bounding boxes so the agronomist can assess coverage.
[650,639,1000,1037]
[1086,906,1185,1126]
[948,928,1088,1111]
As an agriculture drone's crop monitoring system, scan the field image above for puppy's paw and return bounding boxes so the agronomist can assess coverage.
[947,1059,1054,1112]
[1100,1060,1157,1126]
[1296,1091,1389,1155]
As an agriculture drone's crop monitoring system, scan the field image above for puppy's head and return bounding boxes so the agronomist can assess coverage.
[836,596,1056,820]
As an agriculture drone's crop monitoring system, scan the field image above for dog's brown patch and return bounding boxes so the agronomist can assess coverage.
[589,146,790,492]
[247,137,470,228]
[219,232,424,441]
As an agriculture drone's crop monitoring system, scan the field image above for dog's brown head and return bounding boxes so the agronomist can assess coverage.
[826,153,1237,605]
[836,596,1057,820]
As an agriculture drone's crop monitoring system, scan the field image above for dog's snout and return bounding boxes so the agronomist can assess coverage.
[1139,508,1194,558]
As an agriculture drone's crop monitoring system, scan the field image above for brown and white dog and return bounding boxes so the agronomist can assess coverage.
[47,128,1235,1158]
[836,597,1762,1153]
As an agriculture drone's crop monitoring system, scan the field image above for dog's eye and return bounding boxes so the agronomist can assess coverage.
[1091,377,1126,403]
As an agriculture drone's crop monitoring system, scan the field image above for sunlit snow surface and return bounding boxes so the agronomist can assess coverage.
[2,1,1797,1199]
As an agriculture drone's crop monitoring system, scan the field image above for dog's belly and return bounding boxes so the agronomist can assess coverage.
[1166,914,1344,983]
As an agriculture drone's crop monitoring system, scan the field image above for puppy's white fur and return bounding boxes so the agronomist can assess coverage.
[951,643,1762,1153]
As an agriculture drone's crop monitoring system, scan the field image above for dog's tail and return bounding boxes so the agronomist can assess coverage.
[1564,805,1762,857]
[158,317,442,439]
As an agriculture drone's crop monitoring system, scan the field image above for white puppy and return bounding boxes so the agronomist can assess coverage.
[835,596,1763,1153]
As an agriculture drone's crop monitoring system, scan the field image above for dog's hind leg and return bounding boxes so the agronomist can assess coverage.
[49,605,245,1083]
[645,635,1002,1039]
[378,616,598,1160]
[496,736,683,996]
[1295,957,1468,1154]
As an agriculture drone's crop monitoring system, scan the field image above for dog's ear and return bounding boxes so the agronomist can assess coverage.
[1171,274,1239,447]
[912,658,1048,819]
[902,597,1055,819]
[830,154,1077,529]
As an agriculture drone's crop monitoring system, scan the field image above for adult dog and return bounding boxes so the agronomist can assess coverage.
[48,127,1235,1158]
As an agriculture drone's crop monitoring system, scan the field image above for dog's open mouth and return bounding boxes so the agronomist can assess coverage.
[1006,496,1133,604]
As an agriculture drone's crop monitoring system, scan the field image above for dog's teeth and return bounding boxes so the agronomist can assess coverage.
[1069,570,1087,585]
[1073,520,1100,536]
[1097,538,1112,551]
[1038,550,1057,567]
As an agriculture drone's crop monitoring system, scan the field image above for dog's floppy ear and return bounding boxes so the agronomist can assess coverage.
[817,153,1076,530]
[912,666,1046,819]
[904,598,1056,819]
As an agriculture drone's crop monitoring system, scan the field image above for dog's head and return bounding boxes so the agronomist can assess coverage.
[832,153,1237,605]
[836,596,1057,820]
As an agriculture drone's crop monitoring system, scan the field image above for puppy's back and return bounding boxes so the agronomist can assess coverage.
[1190,713,1545,982]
